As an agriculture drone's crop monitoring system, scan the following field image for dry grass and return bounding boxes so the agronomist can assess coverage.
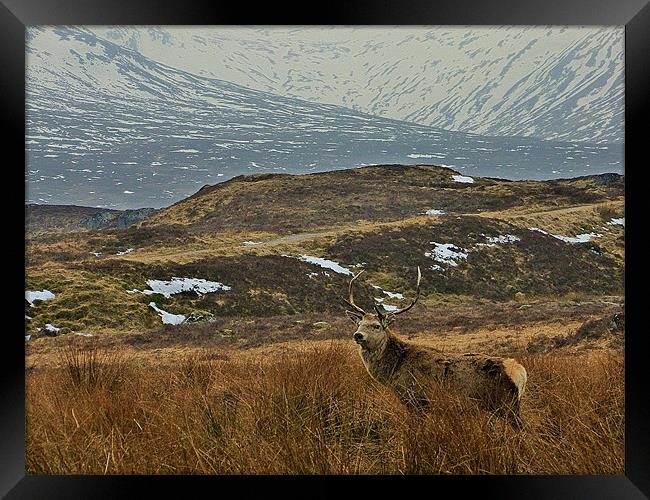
[26,341,624,475]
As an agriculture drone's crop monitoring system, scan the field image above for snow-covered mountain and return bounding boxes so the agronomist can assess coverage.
[92,26,624,144]
[26,27,623,210]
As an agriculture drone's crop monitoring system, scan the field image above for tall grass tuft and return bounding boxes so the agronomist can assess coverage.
[60,342,130,392]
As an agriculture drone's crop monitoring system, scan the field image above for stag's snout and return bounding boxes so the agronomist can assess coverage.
[353,331,366,343]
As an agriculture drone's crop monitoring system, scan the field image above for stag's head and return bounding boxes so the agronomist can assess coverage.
[344,267,421,350]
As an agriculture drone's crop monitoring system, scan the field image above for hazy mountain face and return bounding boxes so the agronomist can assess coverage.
[26,27,623,210]
[92,26,624,144]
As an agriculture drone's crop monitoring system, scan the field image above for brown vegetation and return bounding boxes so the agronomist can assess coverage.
[140,165,623,233]
[26,340,623,475]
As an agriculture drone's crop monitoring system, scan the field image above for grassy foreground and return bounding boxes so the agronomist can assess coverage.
[26,341,623,475]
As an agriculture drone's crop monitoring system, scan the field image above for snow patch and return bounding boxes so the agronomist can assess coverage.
[452,175,474,184]
[132,277,232,298]
[609,217,625,227]
[26,290,55,306]
[298,255,353,275]
[379,289,404,300]
[149,302,186,325]
[529,227,601,243]
[424,209,445,216]
[425,243,468,267]
[486,234,520,244]
[554,233,602,243]
[477,234,522,247]
[116,248,134,256]
[407,153,444,159]
[44,324,60,333]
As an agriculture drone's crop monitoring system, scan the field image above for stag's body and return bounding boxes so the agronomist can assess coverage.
[345,268,527,426]
[358,327,527,422]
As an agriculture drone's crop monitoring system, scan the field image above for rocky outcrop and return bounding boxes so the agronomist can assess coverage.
[78,207,158,230]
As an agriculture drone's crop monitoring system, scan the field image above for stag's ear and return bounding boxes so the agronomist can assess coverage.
[345,310,363,325]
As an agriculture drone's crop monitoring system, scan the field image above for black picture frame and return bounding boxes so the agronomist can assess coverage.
[3,1,649,497]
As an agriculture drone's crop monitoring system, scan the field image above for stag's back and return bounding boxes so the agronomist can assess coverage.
[388,346,526,419]
[445,354,526,412]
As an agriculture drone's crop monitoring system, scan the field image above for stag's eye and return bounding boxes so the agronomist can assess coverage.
[374,325,381,330]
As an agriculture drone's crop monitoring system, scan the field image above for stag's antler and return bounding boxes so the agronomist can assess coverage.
[389,266,421,316]
[344,270,366,315]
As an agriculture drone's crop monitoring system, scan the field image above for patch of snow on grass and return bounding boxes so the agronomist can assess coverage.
[26,290,55,306]
[44,324,60,333]
[424,209,445,216]
[149,302,186,325]
[135,278,232,298]
[381,304,400,312]
[242,241,261,246]
[299,255,353,275]
[452,175,474,184]
[116,248,134,256]
[529,227,601,243]
[479,234,521,247]
[554,233,601,243]
[371,285,405,300]
[487,234,520,244]
[25,335,31,342]
[425,243,468,267]
[609,217,625,227]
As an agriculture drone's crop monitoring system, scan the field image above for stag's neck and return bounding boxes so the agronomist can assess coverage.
[360,331,408,384]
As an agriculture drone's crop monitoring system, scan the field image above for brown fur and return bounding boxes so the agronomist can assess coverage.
[350,312,527,426]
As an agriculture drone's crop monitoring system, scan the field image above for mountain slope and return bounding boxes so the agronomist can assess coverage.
[26,27,623,210]
[25,165,624,334]
[93,26,624,143]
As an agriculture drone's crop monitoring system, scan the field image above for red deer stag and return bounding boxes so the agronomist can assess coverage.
[344,268,527,426]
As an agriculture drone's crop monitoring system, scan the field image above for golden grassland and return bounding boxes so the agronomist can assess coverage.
[25,300,625,475]
[26,340,623,475]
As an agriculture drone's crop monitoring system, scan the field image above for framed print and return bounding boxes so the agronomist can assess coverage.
[3,0,649,497]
